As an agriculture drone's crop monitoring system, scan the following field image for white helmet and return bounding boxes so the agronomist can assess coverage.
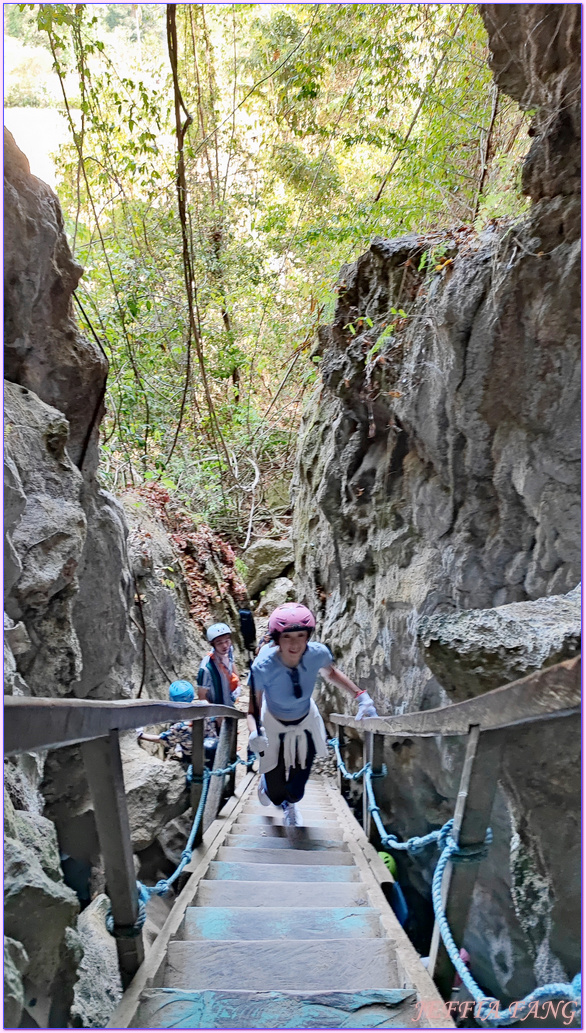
[206,622,232,644]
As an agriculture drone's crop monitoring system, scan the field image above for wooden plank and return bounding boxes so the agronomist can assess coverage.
[427,726,503,998]
[81,732,144,988]
[330,656,580,739]
[190,721,205,849]
[202,718,232,832]
[363,732,385,840]
[4,697,246,756]
[225,717,238,797]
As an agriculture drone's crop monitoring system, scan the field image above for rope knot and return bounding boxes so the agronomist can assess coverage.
[180,848,192,864]
[105,899,146,939]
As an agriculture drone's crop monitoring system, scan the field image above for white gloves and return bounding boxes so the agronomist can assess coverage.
[356,691,378,720]
[248,728,269,755]
[231,687,242,702]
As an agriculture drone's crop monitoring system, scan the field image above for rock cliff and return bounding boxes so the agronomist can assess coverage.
[293,2,580,1002]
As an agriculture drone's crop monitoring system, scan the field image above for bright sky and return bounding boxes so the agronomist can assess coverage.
[4,108,73,190]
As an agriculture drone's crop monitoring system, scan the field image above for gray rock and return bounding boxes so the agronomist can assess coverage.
[4,836,79,992]
[4,936,29,1028]
[121,733,190,852]
[71,895,122,1028]
[4,456,26,595]
[13,810,64,884]
[242,538,294,597]
[4,128,107,474]
[256,577,296,616]
[4,380,86,697]
[417,585,581,700]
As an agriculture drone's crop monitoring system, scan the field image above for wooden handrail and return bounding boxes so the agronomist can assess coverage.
[3,697,246,756]
[330,656,580,738]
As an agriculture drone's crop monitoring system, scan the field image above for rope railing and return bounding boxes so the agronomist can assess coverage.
[329,737,581,1028]
[105,752,253,938]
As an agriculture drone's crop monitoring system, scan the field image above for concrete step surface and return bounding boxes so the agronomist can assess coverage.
[194,880,371,909]
[179,905,383,940]
[206,860,361,882]
[217,845,355,866]
[132,987,420,1029]
[162,938,399,991]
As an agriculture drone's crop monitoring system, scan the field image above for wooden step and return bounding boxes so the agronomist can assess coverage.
[194,880,371,909]
[222,833,348,851]
[241,797,334,814]
[217,846,354,866]
[230,823,345,841]
[206,860,361,882]
[179,906,383,940]
[236,813,339,827]
[133,987,420,1028]
[162,938,399,991]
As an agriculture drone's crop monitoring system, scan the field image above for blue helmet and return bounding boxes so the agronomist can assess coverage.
[169,680,195,703]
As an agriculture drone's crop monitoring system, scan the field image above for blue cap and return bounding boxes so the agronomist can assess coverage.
[169,680,195,703]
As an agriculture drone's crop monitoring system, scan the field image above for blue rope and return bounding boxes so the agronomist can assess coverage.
[432,836,581,1026]
[328,737,370,781]
[330,738,581,1026]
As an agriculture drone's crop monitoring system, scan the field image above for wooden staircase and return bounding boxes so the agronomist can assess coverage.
[110,776,453,1029]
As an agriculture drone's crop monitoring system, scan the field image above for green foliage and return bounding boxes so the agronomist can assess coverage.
[10,3,530,540]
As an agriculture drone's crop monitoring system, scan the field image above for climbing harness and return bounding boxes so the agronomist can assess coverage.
[329,737,581,1028]
[104,752,253,939]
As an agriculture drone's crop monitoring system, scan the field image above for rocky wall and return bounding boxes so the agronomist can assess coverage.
[292,2,580,1004]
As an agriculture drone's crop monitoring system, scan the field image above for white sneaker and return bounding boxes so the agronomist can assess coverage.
[257,776,271,807]
[282,802,302,827]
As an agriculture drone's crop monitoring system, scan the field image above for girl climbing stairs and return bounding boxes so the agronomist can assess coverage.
[110,775,453,1029]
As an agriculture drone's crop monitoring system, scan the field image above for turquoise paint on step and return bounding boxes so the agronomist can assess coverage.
[133,988,417,1029]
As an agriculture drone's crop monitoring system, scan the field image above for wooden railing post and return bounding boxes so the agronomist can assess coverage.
[81,731,144,988]
[363,732,385,841]
[336,725,347,798]
[225,717,238,798]
[428,725,504,998]
[190,719,205,848]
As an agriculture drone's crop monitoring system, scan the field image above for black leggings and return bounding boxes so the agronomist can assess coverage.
[264,730,317,805]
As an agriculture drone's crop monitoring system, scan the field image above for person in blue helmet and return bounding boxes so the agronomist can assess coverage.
[138,680,197,765]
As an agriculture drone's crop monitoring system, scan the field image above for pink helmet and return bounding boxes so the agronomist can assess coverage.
[268,603,316,638]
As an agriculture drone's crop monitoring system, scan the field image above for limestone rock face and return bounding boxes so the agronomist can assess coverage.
[242,537,294,597]
[4,127,107,474]
[256,577,296,616]
[292,2,580,1003]
[480,3,581,202]
[71,895,123,1028]
[4,937,29,1028]
[4,837,79,994]
[418,585,581,700]
[4,381,86,696]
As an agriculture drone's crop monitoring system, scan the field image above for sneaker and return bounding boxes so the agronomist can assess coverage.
[257,775,272,807]
[282,802,303,827]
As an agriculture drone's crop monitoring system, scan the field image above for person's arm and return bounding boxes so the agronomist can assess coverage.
[138,731,161,743]
[247,685,264,734]
[320,664,361,698]
[320,664,378,718]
